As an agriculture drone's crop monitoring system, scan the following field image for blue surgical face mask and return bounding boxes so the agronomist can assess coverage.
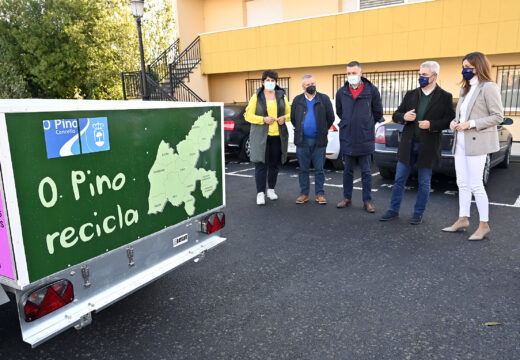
[347,75,360,86]
[462,68,475,81]
[418,76,430,88]
[264,81,276,91]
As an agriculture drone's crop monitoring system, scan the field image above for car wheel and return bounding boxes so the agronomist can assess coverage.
[482,154,491,186]
[238,136,251,162]
[497,141,511,168]
[331,158,344,170]
[378,167,395,179]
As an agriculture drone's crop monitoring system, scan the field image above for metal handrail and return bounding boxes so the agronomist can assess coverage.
[150,38,180,68]
[121,71,142,100]
[174,82,205,102]
[148,39,180,83]
[146,74,174,101]
[169,36,201,88]
[121,37,204,102]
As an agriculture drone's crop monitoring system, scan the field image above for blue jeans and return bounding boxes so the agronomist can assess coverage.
[389,142,433,215]
[342,154,372,202]
[296,137,326,195]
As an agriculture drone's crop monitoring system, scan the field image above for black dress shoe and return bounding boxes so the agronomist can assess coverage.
[380,210,398,221]
[408,213,423,225]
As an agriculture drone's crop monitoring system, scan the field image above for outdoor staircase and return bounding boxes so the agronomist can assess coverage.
[121,36,204,102]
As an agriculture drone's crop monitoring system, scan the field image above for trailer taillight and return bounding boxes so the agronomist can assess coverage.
[200,212,225,234]
[24,280,74,322]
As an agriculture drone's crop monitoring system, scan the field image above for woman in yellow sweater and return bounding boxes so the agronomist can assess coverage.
[244,70,291,205]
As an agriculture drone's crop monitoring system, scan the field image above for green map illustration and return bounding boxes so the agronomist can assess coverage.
[147,110,219,216]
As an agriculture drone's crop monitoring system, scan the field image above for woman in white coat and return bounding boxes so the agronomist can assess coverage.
[442,52,503,240]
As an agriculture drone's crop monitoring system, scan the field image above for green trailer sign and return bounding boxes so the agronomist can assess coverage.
[5,105,223,282]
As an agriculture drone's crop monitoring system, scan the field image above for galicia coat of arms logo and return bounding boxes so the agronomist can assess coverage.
[93,122,106,147]
[79,117,110,154]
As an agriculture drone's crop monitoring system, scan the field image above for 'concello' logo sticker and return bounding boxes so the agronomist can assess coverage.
[43,117,110,159]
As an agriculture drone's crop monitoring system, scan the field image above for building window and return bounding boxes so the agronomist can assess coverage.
[496,65,520,116]
[343,0,423,11]
[359,0,404,10]
[332,70,418,114]
[245,77,290,101]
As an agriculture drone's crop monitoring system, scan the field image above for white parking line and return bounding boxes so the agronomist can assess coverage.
[320,183,379,192]
[314,172,382,192]
[353,172,380,183]
[227,173,253,178]
[228,167,255,174]
[226,165,520,208]
[486,201,520,208]
[226,167,255,178]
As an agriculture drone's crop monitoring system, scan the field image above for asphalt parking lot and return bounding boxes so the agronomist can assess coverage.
[1,156,519,359]
[226,157,520,211]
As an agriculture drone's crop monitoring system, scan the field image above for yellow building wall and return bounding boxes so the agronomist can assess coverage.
[176,0,205,50]
[200,0,520,75]
[208,60,420,103]
[176,0,245,47]
[341,0,357,12]
[246,0,284,27]
[203,0,245,32]
[282,0,340,21]
[207,54,520,102]
[185,66,210,101]
[207,53,520,139]
[177,0,249,102]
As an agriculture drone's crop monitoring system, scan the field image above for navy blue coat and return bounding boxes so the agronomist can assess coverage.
[290,92,335,148]
[335,78,383,156]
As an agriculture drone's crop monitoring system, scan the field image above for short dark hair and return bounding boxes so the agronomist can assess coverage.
[262,70,278,82]
[346,61,362,69]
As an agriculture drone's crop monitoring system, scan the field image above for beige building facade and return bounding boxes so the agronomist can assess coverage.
[174,0,520,138]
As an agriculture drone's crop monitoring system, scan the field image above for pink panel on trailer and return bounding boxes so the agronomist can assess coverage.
[0,186,15,280]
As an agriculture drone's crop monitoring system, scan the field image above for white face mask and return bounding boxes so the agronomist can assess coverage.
[264,81,276,91]
[347,75,360,86]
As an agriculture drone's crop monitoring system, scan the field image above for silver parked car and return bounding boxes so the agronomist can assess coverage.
[373,117,514,185]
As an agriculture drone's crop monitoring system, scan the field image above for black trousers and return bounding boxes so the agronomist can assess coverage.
[255,135,281,193]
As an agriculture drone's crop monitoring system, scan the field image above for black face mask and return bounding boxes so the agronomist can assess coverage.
[306,85,316,95]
